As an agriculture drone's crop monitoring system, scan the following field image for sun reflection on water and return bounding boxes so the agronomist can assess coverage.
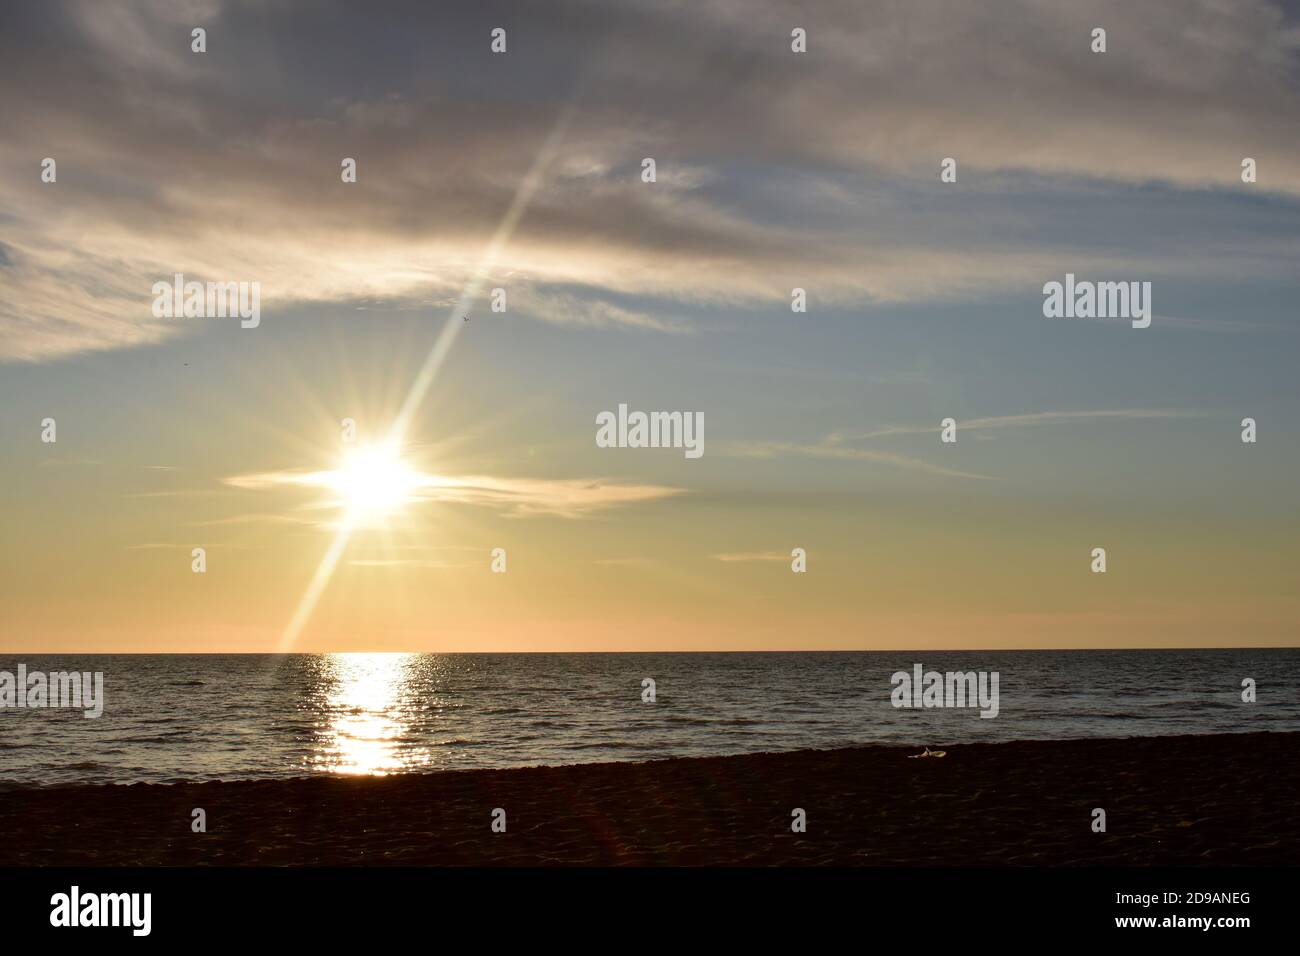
[317,652,415,775]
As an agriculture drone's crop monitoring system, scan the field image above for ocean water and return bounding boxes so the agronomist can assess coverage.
[1,650,1297,788]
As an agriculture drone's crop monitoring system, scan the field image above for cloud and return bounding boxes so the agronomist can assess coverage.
[1151,315,1291,334]
[3,0,1299,361]
[833,408,1203,442]
[413,475,688,517]
[519,288,693,334]
[189,512,318,527]
[224,468,686,519]
[348,559,474,568]
[122,489,219,499]
[710,550,791,562]
[722,441,1000,480]
[125,541,257,551]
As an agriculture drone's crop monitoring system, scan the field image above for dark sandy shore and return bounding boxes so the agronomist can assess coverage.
[1,732,1296,866]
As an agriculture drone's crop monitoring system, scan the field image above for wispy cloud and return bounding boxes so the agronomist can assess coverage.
[125,542,257,551]
[738,409,1202,474]
[224,468,686,519]
[722,441,999,481]
[829,408,1202,442]
[122,489,221,499]
[420,475,687,517]
[1153,315,1290,334]
[348,559,475,569]
[520,288,693,334]
[711,550,791,563]
[189,512,318,527]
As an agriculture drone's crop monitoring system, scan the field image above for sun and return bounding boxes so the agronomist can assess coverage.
[323,443,423,519]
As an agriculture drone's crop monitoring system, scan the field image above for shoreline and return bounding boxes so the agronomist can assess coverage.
[0,727,1291,794]
[2,732,1297,866]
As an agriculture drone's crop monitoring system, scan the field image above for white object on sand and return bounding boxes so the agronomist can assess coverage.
[907,746,947,759]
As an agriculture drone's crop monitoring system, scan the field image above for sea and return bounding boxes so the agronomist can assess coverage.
[1,649,1297,788]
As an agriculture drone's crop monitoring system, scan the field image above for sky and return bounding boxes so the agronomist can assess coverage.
[1,0,1298,651]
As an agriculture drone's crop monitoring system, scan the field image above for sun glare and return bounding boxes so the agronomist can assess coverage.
[324,443,423,518]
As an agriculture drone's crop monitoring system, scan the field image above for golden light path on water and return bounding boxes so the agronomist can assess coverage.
[317,652,415,775]
[274,98,580,655]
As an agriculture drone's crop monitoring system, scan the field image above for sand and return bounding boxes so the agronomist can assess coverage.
[0,732,1295,866]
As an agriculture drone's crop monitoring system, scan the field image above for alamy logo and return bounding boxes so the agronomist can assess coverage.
[0,664,104,718]
[891,664,999,718]
[1042,273,1151,328]
[595,403,703,459]
[50,886,151,936]
[151,273,261,328]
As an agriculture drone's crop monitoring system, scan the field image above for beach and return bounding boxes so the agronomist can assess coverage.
[1,731,1296,866]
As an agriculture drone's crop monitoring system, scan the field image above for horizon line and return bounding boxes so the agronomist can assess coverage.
[3,645,1296,656]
